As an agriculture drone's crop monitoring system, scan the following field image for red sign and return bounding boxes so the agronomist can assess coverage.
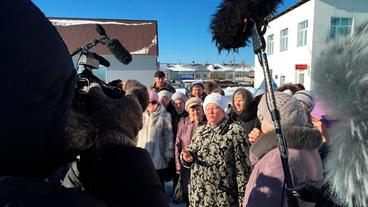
[295,64,308,70]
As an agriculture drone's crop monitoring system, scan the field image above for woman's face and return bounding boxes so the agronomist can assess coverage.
[160,96,171,107]
[205,103,225,127]
[174,99,185,113]
[188,105,203,122]
[147,101,158,113]
[191,86,203,98]
[234,94,246,112]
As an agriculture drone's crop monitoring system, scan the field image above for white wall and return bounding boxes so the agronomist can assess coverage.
[254,0,315,89]
[106,55,157,86]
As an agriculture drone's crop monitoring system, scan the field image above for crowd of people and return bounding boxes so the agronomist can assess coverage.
[2,1,368,207]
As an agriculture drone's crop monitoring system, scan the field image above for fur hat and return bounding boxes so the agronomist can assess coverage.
[158,90,172,100]
[154,71,165,77]
[172,92,187,102]
[88,86,143,144]
[258,92,307,129]
[123,79,149,111]
[293,90,316,112]
[185,97,202,111]
[203,93,227,112]
[149,91,159,102]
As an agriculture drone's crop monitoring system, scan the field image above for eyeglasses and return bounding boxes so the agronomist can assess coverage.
[149,101,158,105]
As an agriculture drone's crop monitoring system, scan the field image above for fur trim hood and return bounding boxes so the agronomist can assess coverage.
[312,21,368,207]
[250,126,322,162]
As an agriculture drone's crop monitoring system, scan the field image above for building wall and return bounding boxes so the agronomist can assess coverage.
[255,0,368,90]
[106,55,157,87]
[254,0,315,89]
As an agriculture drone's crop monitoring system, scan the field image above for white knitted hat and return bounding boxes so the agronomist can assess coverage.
[203,93,227,112]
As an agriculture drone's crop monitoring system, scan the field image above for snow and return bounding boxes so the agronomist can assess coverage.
[131,35,158,55]
[50,19,153,27]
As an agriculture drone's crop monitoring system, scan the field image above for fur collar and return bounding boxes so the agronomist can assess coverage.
[250,126,322,162]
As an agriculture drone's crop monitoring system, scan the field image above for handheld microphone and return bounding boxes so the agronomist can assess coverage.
[210,0,282,52]
[106,38,132,65]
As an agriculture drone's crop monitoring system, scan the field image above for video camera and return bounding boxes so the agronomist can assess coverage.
[70,24,132,99]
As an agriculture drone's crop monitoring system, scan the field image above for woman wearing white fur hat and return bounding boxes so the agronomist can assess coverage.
[181,93,250,207]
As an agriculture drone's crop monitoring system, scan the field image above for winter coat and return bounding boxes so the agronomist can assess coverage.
[0,176,107,207]
[149,82,176,94]
[182,117,251,207]
[78,146,169,207]
[175,117,204,194]
[228,88,261,137]
[137,104,174,170]
[243,126,323,207]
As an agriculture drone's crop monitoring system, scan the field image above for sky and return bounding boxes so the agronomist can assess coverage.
[32,0,299,66]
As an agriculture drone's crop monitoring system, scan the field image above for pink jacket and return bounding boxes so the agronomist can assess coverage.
[243,126,323,207]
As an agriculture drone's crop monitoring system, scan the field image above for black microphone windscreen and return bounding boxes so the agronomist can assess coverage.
[96,24,106,36]
[210,0,282,52]
[106,38,132,65]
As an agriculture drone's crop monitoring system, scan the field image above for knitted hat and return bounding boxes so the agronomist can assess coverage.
[149,91,159,102]
[172,91,187,102]
[203,93,227,112]
[293,90,316,112]
[185,97,202,111]
[158,90,172,100]
[258,92,307,128]
[190,81,205,92]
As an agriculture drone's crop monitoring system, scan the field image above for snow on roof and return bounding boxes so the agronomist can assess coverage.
[165,65,196,72]
[50,19,153,27]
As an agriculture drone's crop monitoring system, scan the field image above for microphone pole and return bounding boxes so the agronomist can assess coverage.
[251,20,300,207]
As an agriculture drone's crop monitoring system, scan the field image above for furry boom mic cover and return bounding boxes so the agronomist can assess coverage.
[312,22,368,207]
[210,0,282,52]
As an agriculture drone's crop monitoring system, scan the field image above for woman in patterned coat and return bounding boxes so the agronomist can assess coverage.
[181,93,250,207]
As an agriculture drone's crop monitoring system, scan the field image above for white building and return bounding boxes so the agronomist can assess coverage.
[51,18,159,86]
[254,0,368,89]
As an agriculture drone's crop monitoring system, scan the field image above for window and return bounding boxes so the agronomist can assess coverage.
[330,17,352,39]
[297,20,308,46]
[267,34,274,54]
[298,72,305,86]
[280,75,286,86]
[280,28,288,51]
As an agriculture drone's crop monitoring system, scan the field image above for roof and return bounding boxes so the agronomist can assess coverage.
[50,17,158,56]
[271,0,311,21]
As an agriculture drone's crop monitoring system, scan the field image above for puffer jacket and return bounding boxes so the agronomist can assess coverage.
[243,126,323,207]
[137,104,174,170]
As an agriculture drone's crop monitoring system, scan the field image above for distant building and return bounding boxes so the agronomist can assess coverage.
[162,63,254,85]
[50,17,158,86]
[254,0,368,89]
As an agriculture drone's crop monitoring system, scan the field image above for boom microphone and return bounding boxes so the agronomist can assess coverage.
[210,0,282,52]
[106,38,132,65]
[96,24,106,36]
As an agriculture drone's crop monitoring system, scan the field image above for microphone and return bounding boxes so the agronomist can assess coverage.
[91,52,110,67]
[106,38,132,65]
[210,0,282,52]
[96,24,106,36]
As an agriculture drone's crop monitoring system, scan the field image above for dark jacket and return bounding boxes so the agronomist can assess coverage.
[243,126,323,207]
[79,146,169,207]
[0,176,106,207]
[228,88,261,139]
[149,82,176,94]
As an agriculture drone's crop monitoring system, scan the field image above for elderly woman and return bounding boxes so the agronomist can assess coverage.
[228,88,261,139]
[175,97,204,204]
[137,91,174,187]
[243,92,323,207]
[181,93,250,207]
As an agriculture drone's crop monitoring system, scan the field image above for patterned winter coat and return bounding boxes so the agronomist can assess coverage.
[182,117,250,207]
[137,104,174,170]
